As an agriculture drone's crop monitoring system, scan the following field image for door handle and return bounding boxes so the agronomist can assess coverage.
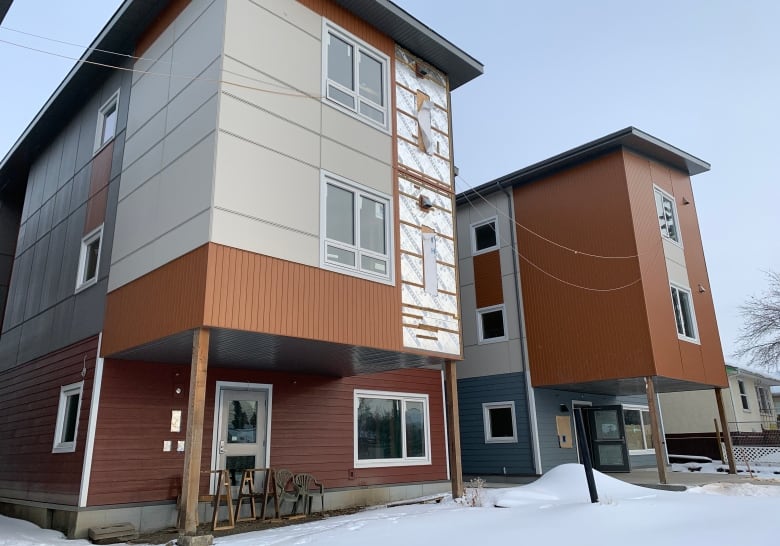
[219,440,225,454]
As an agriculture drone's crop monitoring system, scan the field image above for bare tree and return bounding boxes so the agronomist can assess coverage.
[734,270,780,371]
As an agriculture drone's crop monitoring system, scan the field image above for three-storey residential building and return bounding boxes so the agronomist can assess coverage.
[455,128,728,477]
[0,0,482,537]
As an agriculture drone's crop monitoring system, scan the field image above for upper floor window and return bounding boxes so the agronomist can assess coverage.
[321,173,392,283]
[354,390,430,467]
[53,382,82,453]
[76,225,103,291]
[95,90,119,152]
[653,187,680,243]
[471,217,498,255]
[324,23,389,131]
[670,284,697,342]
[737,380,749,410]
[477,304,507,344]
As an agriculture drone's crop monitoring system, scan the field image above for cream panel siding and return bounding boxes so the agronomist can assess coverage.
[112,0,223,291]
[218,94,320,168]
[251,0,321,37]
[666,259,690,289]
[222,0,321,96]
[211,208,319,268]
[321,139,393,196]
[213,133,319,237]
[321,106,392,166]
[663,238,686,267]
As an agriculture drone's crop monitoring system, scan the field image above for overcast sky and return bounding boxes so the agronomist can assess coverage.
[1,1,778,366]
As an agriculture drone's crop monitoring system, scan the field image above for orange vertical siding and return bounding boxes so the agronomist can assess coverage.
[473,250,503,308]
[297,0,394,56]
[135,0,190,57]
[514,151,655,387]
[84,142,113,234]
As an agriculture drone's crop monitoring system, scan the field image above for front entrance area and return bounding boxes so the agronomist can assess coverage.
[212,382,272,492]
[581,405,630,472]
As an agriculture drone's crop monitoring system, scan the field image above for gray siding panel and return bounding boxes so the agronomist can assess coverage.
[533,388,655,472]
[0,57,131,368]
[458,373,535,476]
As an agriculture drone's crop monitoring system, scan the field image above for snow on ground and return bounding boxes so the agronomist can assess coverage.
[3,464,780,546]
[672,460,780,479]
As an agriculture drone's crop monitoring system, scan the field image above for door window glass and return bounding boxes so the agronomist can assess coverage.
[228,400,257,444]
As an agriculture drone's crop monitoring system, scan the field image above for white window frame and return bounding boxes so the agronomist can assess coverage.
[477,304,508,344]
[670,284,698,343]
[471,217,499,255]
[354,389,431,468]
[75,225,104,292]
[737,380,750,411]
[53,382,83,453]
[482,401,518,443]
[320,172,393,284]
[322,21,391,133]
[622,404,655,455]
[94,90,120,152]
[653,186,682,246]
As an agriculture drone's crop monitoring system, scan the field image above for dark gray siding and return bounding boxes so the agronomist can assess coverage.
[534,388,656,472]
[0,63,131,371]
[458,372,535,475]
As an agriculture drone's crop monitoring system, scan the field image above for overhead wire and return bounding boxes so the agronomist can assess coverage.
[457,177,662,292]
[1,26,663,292]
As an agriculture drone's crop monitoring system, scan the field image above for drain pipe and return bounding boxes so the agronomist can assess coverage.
[498,181,542,475]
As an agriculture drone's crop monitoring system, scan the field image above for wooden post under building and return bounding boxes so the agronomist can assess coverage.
[444,360,464,499]
[715,387,737,474]
[178,327,211,535]
[645,376,668,485]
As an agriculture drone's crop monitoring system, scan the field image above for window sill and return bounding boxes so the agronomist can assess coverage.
[93,135,116,157]
[677,334,700,345]
[52,444,77,454]
[485,437,518,444]
[354,458,431,468]
[472,246,499,257]
[478,336,508,345]
[321,261,394,286]
[75,277,98,294]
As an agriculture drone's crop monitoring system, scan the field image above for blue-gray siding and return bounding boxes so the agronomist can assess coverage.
[458,372,535,475]
[0,63,131,371]
[533,388,656,472]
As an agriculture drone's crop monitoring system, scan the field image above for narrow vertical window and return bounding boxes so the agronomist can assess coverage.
[76,225,103,291]
[670,285,697,341]
[738,380,749,410]
[654,187,681,243]
[95,91,119,151]
[53,383,83,453]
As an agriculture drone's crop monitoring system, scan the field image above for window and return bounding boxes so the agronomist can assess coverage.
[756,386,772,413]
[477,304,507,343]
[324,23,389,130]
[670,285,697,341]
[738,380,750,411]
[653,187,681,243]
[53,382,83,453]
[471,217,498,254]
[622,406,654,454]
[483,402,518,443]
[321,173,392,282]
[354,390,430,467]
[95,91,119,151]
[76,225,103,290]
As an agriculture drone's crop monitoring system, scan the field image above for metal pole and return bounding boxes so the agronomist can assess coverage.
[573,408,598,503]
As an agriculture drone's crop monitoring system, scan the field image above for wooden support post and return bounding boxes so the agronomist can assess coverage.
[444,360,464,499]
[178,328,211,535]
[715,387,737,474]
[645,376,668,485]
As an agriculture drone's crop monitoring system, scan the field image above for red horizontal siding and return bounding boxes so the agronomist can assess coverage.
[88,363,447,506]
[0,336,99,505]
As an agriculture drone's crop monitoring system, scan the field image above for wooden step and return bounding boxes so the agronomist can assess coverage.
[88,522,138,544]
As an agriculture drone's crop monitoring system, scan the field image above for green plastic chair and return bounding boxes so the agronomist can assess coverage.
[293,473,325,515]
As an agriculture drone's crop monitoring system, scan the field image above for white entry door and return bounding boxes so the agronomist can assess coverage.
[216,387,269,489]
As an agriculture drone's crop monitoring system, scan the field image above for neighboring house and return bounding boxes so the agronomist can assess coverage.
[773,386,780,420]
[661,365,780,458]
[0,0,482,538]
[455,127,728,476]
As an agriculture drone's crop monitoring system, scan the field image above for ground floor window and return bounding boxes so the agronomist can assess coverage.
[354,390,430,467]
[622,405,653,454]
[53,382,83,453]
[482,401,518,443]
